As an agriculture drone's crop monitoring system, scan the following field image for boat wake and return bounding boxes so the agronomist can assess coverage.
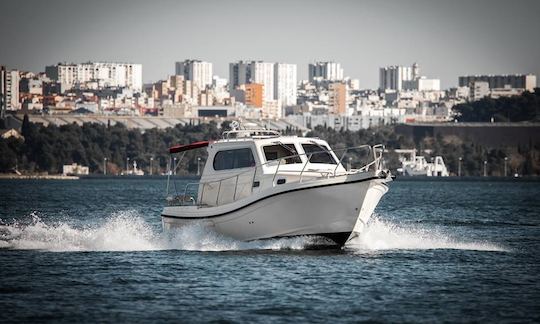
[0,211,507,252]
[346,215,508,252]
[0,211,314,252]
[0,211,161,252]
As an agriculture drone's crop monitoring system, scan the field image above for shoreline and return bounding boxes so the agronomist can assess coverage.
[0,174,200,180]
[0,174,79,180]
[393,175,539,182]
[0,174,538,182]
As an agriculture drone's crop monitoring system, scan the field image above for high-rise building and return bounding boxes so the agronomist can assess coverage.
[0,66,5,118]
[458,74,536,91]
[175,60,213,90]
[329,82,348,115]
[1,67,20,112]
[45,62,142,93]
[379,65,415,91]
[0,65,7,119]
[229,61,251,90]
[308,62,344,82]
[412,62,420,80]
[274,63,297,107]
[229,61,275,102]
[250,62,274,102]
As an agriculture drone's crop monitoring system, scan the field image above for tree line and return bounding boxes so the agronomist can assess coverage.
[0,115,538,176]
[308,126,539,176]
[1,116,223,175]
[453,88,540,122]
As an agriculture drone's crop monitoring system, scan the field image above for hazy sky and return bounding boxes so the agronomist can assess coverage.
[1,0,539,89]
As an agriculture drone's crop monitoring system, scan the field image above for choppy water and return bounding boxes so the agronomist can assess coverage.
[0,179,539,322]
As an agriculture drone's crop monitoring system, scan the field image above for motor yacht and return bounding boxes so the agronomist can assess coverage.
[161,122,392,247]
[395,149,449,177]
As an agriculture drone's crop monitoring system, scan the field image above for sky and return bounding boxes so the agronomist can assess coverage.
[1,0,539,89]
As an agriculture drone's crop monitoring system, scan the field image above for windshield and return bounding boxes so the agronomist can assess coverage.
[302,143,337,164]
[263,144,302,164]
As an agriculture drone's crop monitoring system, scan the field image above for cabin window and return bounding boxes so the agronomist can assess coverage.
[213,148,255,171]
[302,144,337,164]
[263,144,302,164]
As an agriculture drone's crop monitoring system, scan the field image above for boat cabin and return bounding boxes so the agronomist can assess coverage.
[167,125,378,208]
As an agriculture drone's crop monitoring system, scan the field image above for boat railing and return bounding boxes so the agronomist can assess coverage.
[221,129,281,140]
[166,144,385,207]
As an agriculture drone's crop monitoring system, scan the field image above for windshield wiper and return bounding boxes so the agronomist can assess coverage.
[276,141,297,155]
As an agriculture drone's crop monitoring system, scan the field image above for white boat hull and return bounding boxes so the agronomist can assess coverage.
[162,172,391,246]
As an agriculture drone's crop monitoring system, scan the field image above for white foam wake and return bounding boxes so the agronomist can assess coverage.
[0,211,314,252]
[0,212,507,253]
[0,211,160,252]
[345,216,508,252]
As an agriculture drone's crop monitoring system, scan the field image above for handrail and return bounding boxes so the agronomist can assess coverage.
[166,151,186,196]
[271,159,282,185]
[222,129,280,139]
[167,144,384,207]
[233,174,239,201]
[299,154,312,183]
[333,146,371,176]
[251,167,257,193]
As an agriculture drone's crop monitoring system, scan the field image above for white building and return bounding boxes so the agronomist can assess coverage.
[1,68,20,111]
[308,62,344,82]
[175,60,213,90]
[403,77,441,91]
[274,63,297,107]
[63,163,89,176]
[417,77,441,91]
[471,81,490,101]
[379,65,414,91]
[348,79,360,91]
[0,66,4,116]
[212,76,229,103]
[212,76,228,89]
[229,61,275,102]
[45,62,142,93]
[251,62,275,102]
[490,86,524,99]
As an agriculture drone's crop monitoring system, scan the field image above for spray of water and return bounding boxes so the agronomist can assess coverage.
[0,211,507,252]
[0,211,160,252]
[0,211,314,252]
[345,215,508,252]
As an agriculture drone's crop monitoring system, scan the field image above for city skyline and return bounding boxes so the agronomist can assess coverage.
[1,0,540,89]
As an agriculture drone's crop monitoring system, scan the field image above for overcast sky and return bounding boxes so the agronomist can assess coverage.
[1,0,539,89]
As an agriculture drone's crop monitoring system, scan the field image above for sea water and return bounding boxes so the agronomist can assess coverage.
[0,179,539,322]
